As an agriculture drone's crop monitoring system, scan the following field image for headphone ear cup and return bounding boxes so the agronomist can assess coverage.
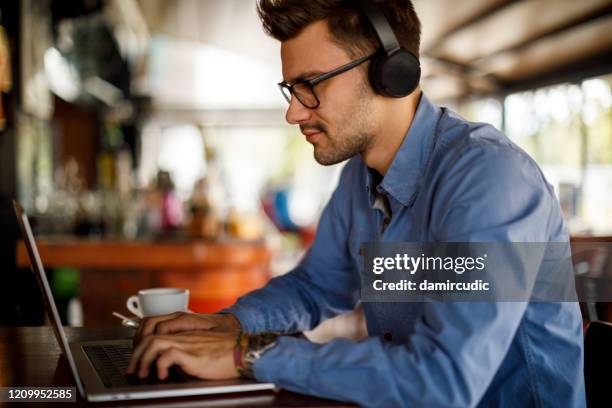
[368,51,388,96]
[368,49,420,98]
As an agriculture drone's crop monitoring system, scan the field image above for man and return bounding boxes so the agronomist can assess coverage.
[128,1,586,406]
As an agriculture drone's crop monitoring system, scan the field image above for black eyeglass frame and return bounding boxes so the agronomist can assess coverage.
[278,52,376,109]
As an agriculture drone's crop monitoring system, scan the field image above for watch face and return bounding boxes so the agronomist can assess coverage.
[250,332,280,348]
[245,333,280,366]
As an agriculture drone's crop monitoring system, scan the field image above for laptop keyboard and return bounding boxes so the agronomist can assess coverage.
[83,344,190,388]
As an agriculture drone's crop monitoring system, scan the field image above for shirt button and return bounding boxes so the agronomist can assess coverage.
[383,218,391,225]
[383,332,393,342]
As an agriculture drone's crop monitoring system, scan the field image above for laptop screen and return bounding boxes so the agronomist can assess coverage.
[13,201,86,397]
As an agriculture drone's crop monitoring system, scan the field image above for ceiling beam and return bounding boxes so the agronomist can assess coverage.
[420,0,521,53]
[423,56,503,90]
[428,0,612,64]
[467,3,612,65]
[473,14,612,81]
[498,50,612,94]
[416,0,518,51]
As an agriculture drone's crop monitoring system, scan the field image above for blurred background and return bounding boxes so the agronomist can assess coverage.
[0,0,611,334]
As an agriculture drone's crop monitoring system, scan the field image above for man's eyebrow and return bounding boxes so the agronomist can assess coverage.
[283,70,324,84]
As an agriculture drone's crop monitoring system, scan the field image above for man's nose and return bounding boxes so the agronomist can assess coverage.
[285,96,312,125]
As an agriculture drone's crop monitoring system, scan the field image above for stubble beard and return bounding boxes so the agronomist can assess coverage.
[312,84,374,166]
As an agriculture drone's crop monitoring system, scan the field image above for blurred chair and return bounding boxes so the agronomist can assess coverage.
[584,320,612,407]
[571,237,612,325]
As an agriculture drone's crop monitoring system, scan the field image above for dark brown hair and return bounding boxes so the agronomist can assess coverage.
[257,0,421,58]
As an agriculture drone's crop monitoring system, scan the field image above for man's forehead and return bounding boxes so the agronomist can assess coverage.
[280,20,351,82]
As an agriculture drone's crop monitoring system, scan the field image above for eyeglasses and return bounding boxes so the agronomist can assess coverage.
[278,52,376,109]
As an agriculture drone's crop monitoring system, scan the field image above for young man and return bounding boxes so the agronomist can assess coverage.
[128,1,586,406]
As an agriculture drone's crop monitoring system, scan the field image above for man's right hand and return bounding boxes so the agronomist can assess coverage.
[132,312,241,346]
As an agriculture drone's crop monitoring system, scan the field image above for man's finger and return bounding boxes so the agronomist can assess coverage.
[156,347,199,380]
[128,332,196,375]
[155,314,216,335]
[127,334,155,374]
[141,312,184,337]
[137,336,174,378]
[133,312,183,345]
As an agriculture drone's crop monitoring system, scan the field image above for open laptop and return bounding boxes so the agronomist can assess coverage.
[14,201,276,402]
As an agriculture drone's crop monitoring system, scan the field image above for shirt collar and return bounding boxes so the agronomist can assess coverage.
[365,92,441,208]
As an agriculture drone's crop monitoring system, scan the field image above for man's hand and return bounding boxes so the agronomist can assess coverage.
[133,312,241,346]
[126,330,241,380]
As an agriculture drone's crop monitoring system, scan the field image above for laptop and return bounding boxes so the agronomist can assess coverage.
[13,201,276,402]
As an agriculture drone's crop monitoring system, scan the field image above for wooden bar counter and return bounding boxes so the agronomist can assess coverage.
[16,238,272,325]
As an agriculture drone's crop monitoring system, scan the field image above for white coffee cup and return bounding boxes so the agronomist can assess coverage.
[126,288,190,318]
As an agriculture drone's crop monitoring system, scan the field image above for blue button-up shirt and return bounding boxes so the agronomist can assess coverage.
[223,94,585,407]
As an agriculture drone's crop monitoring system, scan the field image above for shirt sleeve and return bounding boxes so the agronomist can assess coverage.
[251,140,568,407]
[220,162,362,334]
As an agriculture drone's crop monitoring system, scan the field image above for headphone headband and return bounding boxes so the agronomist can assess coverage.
[354,0,421,98]
[357,0,400,55]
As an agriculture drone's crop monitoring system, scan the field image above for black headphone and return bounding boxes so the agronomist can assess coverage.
[357,0,421,98]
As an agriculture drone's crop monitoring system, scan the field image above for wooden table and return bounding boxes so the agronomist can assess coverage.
[0,326,353,407]
[16,239,272,325]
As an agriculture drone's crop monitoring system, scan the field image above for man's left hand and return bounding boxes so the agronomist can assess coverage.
[126,330,239,380]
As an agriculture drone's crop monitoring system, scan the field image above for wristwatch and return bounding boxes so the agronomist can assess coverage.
[237,332,279,379]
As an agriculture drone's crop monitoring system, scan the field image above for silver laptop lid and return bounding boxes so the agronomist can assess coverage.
[13,201,86,398]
